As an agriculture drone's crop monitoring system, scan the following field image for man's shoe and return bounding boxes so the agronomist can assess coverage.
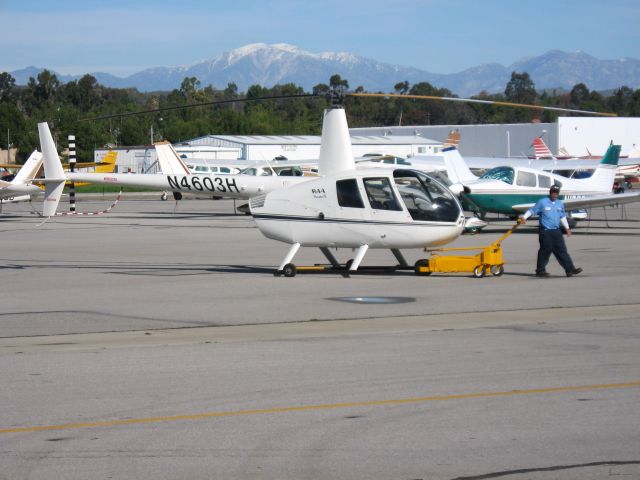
[536,271,550,278]
[566,267,583,277]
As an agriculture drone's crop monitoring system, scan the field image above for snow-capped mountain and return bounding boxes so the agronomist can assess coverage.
[8,44,640,96]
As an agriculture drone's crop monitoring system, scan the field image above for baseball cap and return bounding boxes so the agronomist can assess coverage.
[550,185,560,193]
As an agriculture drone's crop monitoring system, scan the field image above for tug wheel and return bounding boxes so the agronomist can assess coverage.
[473,265,485,278]
[491,265,504,276]
[414,259,431,276]
[282,263,297,277]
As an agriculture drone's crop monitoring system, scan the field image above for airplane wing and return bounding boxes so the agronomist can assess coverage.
[512,191,640,212]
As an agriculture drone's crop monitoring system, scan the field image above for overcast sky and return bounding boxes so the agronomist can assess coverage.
[2,0,638,76]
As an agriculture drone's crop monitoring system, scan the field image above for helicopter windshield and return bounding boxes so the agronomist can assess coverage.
[479,166,515,184]
[393,170,461,222]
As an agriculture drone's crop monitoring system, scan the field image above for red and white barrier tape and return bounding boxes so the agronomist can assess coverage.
[55,189,123,216]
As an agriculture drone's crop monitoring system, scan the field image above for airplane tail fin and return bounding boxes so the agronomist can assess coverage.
[95,150,118,173]
[532,136,554,159]
[585,143,621,191]
[442,146,477,185]
[443,129,461,148]
[12,150,44,185]
[38,122,66,217]
[155,141,192,175]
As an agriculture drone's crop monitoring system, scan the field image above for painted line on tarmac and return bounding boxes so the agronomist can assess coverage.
[1,380,639,435]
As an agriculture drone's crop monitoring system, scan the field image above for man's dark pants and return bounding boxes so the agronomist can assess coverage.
[536,228,575,273]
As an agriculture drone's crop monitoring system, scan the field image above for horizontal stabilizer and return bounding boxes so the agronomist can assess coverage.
[155,142,192,175]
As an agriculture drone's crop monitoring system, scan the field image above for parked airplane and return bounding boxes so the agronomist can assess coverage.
[533,134,640,187]
[441,144,640,218]
[0,151,44,205]
[250,107,466,276]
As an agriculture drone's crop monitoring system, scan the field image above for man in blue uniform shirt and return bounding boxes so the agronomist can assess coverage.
[518,185,582,278]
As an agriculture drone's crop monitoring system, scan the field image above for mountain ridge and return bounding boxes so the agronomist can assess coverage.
[7,44,640,97]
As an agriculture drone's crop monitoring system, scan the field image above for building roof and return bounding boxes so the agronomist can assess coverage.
[186,134,440,147]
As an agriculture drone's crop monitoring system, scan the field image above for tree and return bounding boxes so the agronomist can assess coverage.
[312,83,330,96]
[223,82,238,98]
[569,83,590,106]
[504,71,536,104]
[329,74,349,90]
[180,76,201,101]
[0,72,16,102]
[394,81,410,94]
[34,69,61,104]
[607,86,634,115]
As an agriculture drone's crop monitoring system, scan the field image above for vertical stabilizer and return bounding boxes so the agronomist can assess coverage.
[585,143,621,191]
[12,150,43,184]
[155,142,192,175]
[95,150,118,173]
[442,146,478,184]
[38,122,66,217]
[532,136,554,159]
[318,107,355,176]
[443,130,461,148]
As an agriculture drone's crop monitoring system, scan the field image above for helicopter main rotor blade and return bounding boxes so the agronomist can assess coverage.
[348,92,617,117]
[79,93,319,122]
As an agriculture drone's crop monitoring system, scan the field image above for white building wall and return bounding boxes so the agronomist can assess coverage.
[245,144,321,161]
[558,117,640,156]
[243,143,440,161]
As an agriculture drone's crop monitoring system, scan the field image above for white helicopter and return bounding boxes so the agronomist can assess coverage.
[250,106,466,276]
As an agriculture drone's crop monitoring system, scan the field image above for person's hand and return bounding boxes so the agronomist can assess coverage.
[565,229,572,236]
[517,216,526,225]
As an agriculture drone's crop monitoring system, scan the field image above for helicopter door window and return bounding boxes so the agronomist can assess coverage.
[363,177,402,211]
[336,179,364,208]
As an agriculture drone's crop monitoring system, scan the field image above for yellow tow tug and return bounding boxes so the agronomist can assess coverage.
[414,223,519,278]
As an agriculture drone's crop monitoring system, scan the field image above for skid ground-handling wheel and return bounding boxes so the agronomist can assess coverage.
[490,264,504,276]
[282,263,297,277]
[472,265,485,278]
[273,263,297,277]
[414,259,431,276]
